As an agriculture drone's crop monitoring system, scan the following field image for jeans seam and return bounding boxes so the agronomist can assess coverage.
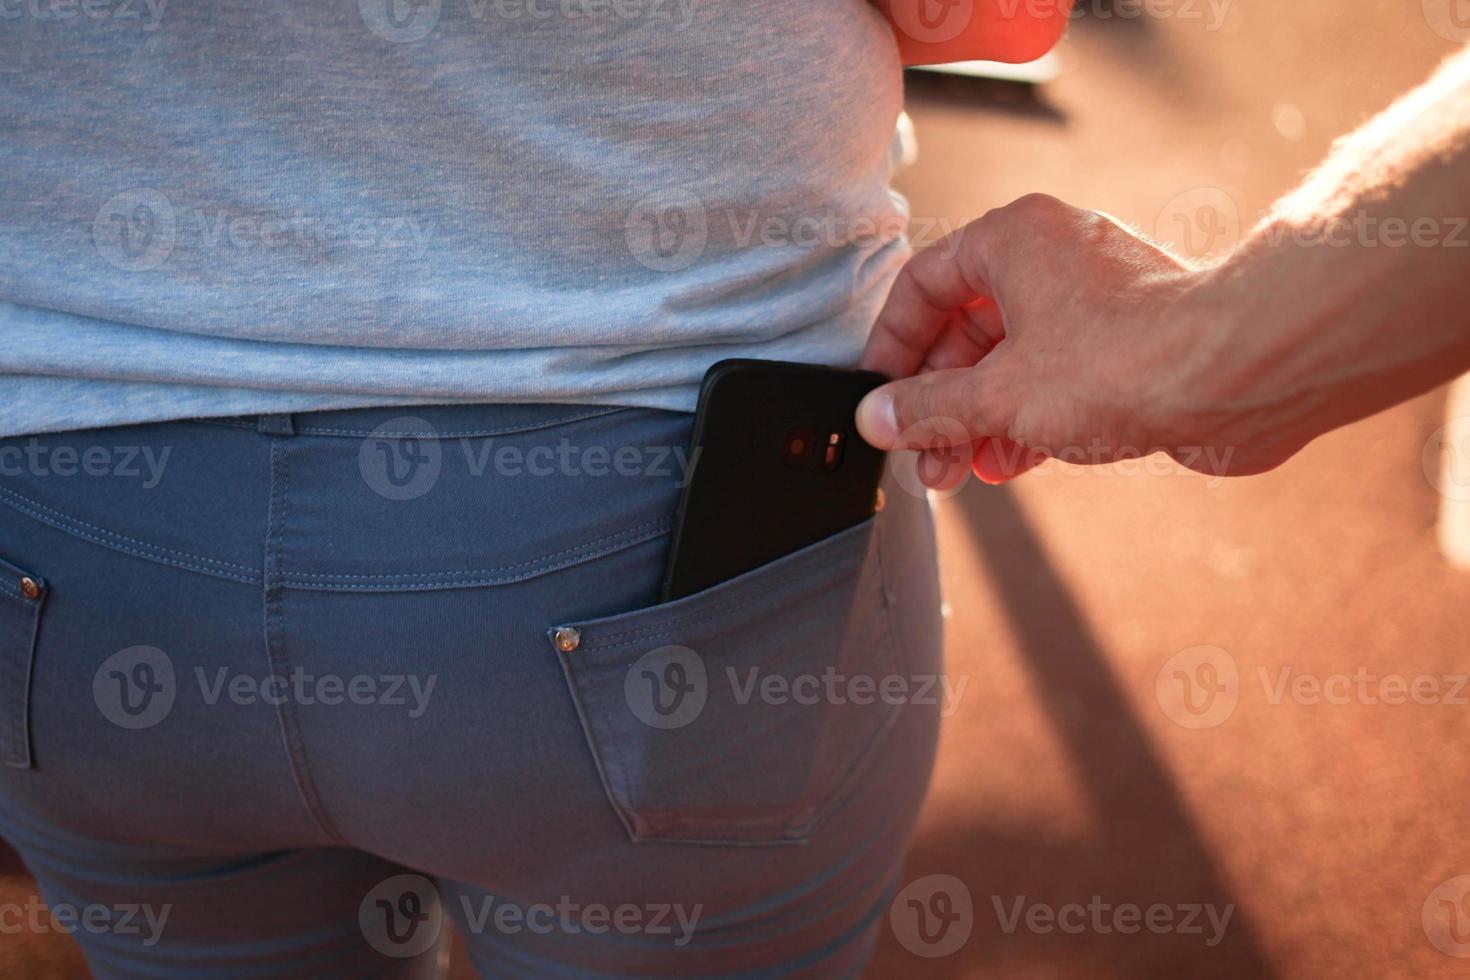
[0,485,260,584]
[279,518,671,589]
[289,407,631,439]
[190,419,258,430]
[0,480,669,592]
[263,434,346,845]
[189,407,632,438]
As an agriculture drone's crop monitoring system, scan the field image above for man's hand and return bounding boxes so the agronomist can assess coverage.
[855,194,1251,486]
[857,49,1470,489]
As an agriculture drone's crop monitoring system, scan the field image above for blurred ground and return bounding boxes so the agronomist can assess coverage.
[868,2,1470,977]
[5,1,1467,977]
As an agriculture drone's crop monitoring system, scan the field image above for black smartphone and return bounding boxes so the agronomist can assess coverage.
[660,359,888,602]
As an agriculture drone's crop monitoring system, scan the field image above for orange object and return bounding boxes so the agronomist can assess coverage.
[873,0,1074,67]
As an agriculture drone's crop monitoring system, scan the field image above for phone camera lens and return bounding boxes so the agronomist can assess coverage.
[780,426,818,467]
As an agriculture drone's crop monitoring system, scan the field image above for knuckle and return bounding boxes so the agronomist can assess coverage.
[980,194,1075,260]
[1076,208,1118,246]
[906,378,938,431]
[965,371,1010,442]
[1004,193,1066,225]
[900,378,955,446]
[1013,192,1062,213]
[955,372,987,433]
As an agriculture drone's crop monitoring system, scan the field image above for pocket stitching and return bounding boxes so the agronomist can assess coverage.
[0,485,260,584]
[4,612,29,765]
[623,625,907,845]
[569,521,874,652]
[558,519,903,845]
[282,517,672,589]
[0,577,42,769]
[578,565,864,654]
[565,662,646,840]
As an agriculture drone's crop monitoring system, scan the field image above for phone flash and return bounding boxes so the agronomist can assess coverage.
[823,431,844,470]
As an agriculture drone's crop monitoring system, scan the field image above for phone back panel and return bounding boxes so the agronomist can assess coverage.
[661,360,888,601]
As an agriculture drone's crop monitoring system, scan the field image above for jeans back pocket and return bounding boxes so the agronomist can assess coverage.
[549,517,903,845]
[0,555,46,769]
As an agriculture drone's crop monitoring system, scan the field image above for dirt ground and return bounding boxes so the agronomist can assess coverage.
[869,3,1470,976]
[3,2,1467,977]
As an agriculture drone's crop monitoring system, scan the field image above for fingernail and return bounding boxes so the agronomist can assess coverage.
[857,392,899,448]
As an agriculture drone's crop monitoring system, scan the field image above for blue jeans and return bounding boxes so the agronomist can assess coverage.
[0,404,942,978]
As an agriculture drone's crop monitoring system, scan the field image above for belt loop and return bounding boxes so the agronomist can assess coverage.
[257,414,296,436]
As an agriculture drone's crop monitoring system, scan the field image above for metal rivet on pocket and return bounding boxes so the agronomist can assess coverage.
[18,577,41,601]
[553,626,582,654]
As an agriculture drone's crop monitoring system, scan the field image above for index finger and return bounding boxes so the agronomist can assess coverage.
[860,217,998,380]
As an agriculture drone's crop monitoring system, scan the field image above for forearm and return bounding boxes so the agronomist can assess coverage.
[857,49,1470,482]
[1178,50,1470,455]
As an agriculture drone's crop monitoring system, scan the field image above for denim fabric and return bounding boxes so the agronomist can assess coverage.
[0,403,942,978]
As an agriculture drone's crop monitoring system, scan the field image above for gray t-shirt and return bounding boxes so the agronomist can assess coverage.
[0,0,910,436]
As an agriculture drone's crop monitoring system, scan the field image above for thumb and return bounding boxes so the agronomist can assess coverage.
[856,364,1014,453]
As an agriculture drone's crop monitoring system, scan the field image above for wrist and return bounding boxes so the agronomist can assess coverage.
[1146,246,1294,471]
[1158,224,1346,474]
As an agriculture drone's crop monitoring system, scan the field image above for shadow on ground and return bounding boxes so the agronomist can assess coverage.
[869,485,1276,978]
